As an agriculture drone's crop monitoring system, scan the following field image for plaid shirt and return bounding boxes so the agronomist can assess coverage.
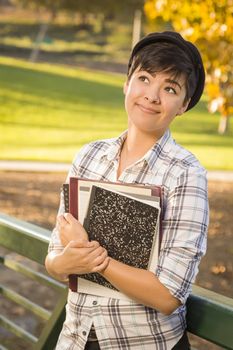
[49,129,209,350]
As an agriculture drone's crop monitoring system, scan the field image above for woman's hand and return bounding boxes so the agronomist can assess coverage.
[57,213,88,246]
[51,239,110,276]
[51,213,110,279]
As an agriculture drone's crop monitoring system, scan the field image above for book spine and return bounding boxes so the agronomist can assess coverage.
[68,177,79,291]
[69,274,78,292]
[69,177,78,219]
[62,183,69,212]
[152,186,163,251]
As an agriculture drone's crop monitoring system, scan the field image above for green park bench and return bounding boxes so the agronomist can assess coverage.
[0,212,233,350]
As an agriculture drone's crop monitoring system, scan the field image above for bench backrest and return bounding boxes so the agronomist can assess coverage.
[0,213,67,350]
[0,213,233,349]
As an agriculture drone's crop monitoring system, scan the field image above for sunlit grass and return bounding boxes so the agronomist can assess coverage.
[0,56,232,169]
[0,36,106,53]
[0,56,126,162]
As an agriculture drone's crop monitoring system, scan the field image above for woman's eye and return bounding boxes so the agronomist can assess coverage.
[165,86,177,94]
[139,75,149,83]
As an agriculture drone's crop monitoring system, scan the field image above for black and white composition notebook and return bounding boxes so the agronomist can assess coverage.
[81,185,160,290]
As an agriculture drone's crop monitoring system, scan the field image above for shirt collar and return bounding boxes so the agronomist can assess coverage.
[143,129,173,174]
[101,130,127,162]
[101,129,173,174]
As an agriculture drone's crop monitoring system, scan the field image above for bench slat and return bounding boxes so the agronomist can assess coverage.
[0,214,50,265]
[1,256,67,291]
[187,285,233,349]
[0,345,9,350]
[0,315,38,344]
[0,284,51,320]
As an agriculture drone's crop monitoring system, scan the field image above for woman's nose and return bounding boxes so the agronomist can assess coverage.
[144,88,160,104]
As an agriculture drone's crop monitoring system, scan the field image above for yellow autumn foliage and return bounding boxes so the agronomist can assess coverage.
[144,0,233,120]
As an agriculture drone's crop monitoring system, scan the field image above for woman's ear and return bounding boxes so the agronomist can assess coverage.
[177,98,191,115]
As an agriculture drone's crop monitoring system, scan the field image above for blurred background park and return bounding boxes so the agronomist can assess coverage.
[0,0,233,169]
[0,0,233,349]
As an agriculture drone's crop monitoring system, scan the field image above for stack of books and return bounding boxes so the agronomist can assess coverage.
[63,178,162,299]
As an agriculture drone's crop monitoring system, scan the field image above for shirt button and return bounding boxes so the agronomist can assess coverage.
[82,331,87,336]
[92,300,98,305]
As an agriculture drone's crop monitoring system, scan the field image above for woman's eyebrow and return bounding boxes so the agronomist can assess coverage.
[165,79,182,90]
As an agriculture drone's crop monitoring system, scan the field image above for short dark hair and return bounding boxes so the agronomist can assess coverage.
[127,42,197,105]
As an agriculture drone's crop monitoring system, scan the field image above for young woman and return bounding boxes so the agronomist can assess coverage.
[45,31,209,350]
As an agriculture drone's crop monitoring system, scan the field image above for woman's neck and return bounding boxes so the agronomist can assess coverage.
[125,129,158,158]
[117,128,159,178]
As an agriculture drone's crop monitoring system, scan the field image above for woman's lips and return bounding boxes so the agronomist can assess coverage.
[136,103,159,114]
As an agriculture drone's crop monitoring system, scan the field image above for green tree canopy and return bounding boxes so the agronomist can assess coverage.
[144,0,233,133]
[11,0,144,17]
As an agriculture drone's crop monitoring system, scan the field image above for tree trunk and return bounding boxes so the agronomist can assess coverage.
[29,9,56,63]
[132,9,142,49]
[218,114,230,135]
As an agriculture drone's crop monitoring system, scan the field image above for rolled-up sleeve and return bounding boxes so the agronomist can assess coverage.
[156,166,209,304]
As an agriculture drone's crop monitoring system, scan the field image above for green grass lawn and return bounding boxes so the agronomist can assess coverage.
[0,56,232,170]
